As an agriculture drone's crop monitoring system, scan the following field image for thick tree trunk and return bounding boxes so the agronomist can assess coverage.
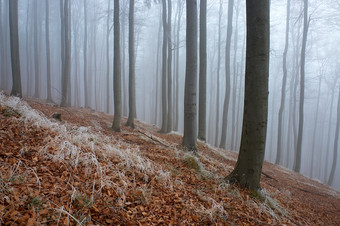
[294,0,309,172]
[166,0,173,132]
[9,0,22,97]
[160,0,168,133]
[220,0,234,149]
[227,0,269,190]
[112,0,122,132]
[182,0,198,151]
[126,0,136,128]
[198,0,207,141]
[328,86,340,185]
[276,0,290,165]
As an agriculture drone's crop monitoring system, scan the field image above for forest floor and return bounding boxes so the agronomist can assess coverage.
[0,93,339,225]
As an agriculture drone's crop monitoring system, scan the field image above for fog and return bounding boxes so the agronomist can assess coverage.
[0,0,339,190]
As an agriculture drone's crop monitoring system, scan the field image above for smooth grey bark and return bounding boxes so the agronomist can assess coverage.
[215,0,223,147]
[166,0,173,132]
[112,0,122,132]
[61,0,71,107]
[231,0,240,150]
[45,0,53,102]
[160,0,168,133]
[276,0,290,165]
[227,0,269,190]
[83,0,89,108]
[33,0,40,98]
[198,0,207,141]
[328,85,340,185]
[220,0,234,149]
[121,0,128,117]
[155,6,162,126]
[9,0,22,97]
[106,0,111,113]
[182,0,198,151]
[126,0,135,128]
[0,0,4,90]
[25,1,31,96]
[309,75,321,176]
[294,0,309,172]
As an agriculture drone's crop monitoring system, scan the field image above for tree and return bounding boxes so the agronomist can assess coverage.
[294,0,309,172]
[9,0,22,97]
[83,0,89,108]
[276,0,290,165]
[126,0,136,128]
[45,0,53,102]
[60,0,71,107]
[160,0,168,133]
[227,0,269,190]
[106,0,111,113]
[328,85,340,185]
[220,0,234,149]
[198,0,207,141]
[182,0,198,151]
[112,0,122,132]
[166,0,173,133]
[33,0,40,98]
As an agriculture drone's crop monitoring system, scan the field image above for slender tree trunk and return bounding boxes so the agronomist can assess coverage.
[121,1,128,117]
[220,0,234,149]
[198,0,207,141]
[310,75,322,177]
[276,0,290,165]
[112,0,122,132]
[294,0,309,172]
[327,86,340,185]
[126,0,135,128]
[215,0,223,147]
[227,0,269,190]
[155,6,162,126]
[33,0,40,98]
[61,0,71,107]
[83,0,89,108]
[25,1,31,96]
[166,0,173,132]
[0,0,4,90]
[9,0,22,97]
[106,0,111,113]
[160,0,168,133]
[182,0,198,151]
[45,0,53,102]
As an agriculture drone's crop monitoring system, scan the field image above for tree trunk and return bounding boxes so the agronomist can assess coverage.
[160,0,168,133]
[9,0,22,97]
[45,0,52,102]
[198,0,207,141]
[126,0,136,128]
[227,0,269,190]
[166,0,173,132]
[220,0,234,149]
[61,0,71,107]
[294,0,309,172]
[276,0,290,165]
[155,5,162,126]
[83,0,89,108]
[112,0,122,132]
[33,0,40,98]
[215,0,223,147]
[106,0,111,113]
[182,0,198,151]
[328,86,340,185]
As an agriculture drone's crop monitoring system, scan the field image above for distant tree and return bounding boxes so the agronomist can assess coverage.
[45,0,53,103]
[83,0,89,108]
[9,0,22,97]
[294,0,309,172]
[182,0,198,151]
[60,0,71,107]
[160,0,168,133]
[112,0,122,132]
[198,0,207,141]
[328,85,340,185]
[220,0,234,149]
[126,0,136,128]
[227,0,269,190]
[33,0,40,98]
[166,0,173,133]
[276,0,290,165]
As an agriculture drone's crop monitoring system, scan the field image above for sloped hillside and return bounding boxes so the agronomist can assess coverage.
[0,93,339,225]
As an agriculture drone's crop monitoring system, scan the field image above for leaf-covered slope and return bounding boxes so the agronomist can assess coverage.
[0,93,339,225]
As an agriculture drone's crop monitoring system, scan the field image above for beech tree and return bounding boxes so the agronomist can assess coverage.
[227,0,269,190]
[112,0,122,132]
[160,0,168,133]
[45,0,52,103]
[9,0,22,98]
[182,0,198,151]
